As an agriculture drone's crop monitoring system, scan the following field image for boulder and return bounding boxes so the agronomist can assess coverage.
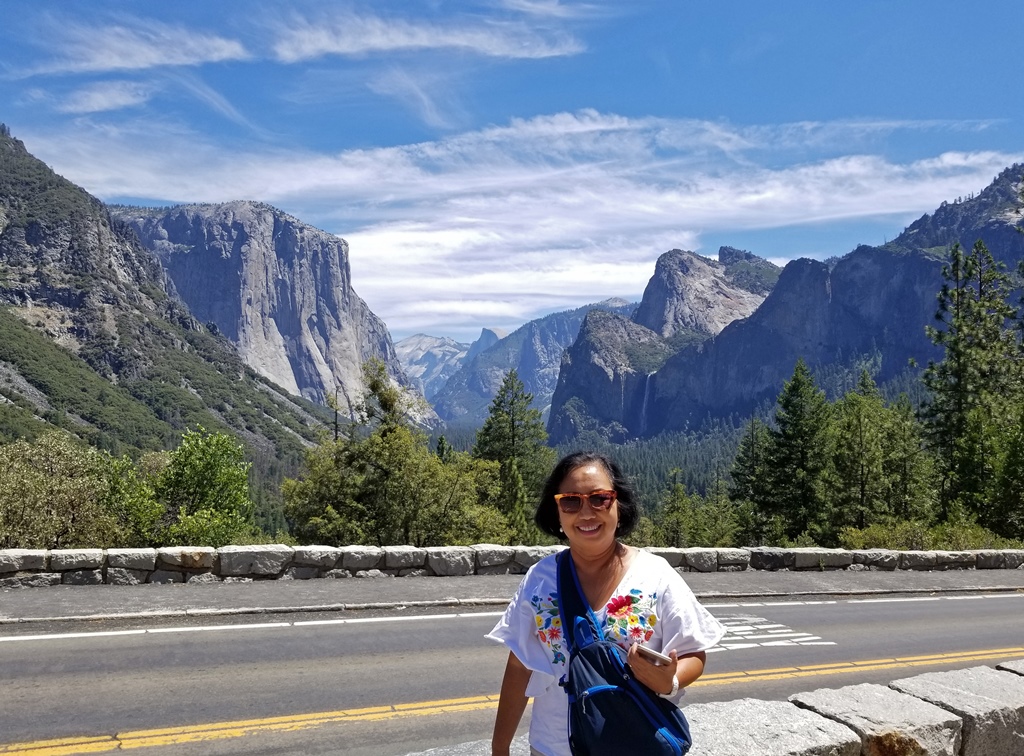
[106,568,148,586]
[425,547,475,577]
[106,549,157,571]
[791,682,961,756]
[748,547,792,571]
[974,550,1004,569]
[717,548,751,570]
[157,547,215,570]
[791,548,854,571]
[933,551,976,570]
[853,549,899,570]
[1005,550,1024,569]
[899,551,938,570]
[645,548,685,568]
[474,544,516,568]
[283,567,319,580]
[683,548,719,573]
[0,549,48,573]
[514,545,562,568]
[291,546,341,569]
[354,569,390,579]
[684,698,859,755]
[385,545,427,569]
[49,549,104,571]
[187,572,222,584]
[340,545,384,571]
[0,573,61,588]
[890,665,1024,756]
[218,545,293,576]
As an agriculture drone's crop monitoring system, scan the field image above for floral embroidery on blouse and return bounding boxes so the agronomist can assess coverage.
[604,588,658,649]
[530,593,566,666]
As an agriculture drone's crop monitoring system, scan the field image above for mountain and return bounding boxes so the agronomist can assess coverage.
[549,165,1024,443]
[431,299,635,426]
[547,248,779,442]
[0,126,332,528]
[395,333,471,401]
[110,202,413,411]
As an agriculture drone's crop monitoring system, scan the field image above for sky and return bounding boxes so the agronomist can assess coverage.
[1,1,1021,343]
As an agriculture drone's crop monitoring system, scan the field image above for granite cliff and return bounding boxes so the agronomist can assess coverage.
[112,202,412,409]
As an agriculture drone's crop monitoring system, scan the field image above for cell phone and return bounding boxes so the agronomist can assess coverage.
[635,644,673,666]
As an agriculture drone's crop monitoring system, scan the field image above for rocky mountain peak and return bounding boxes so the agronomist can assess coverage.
[631,248,767,340]
[395,334,470,401]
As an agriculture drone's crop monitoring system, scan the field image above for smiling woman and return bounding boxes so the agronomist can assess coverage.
[487,451,725,756]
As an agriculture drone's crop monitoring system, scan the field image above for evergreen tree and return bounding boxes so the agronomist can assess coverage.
[728,417,773,543]
[765,359,833,543]
[828,370,887,533]
[880,395,936,523]
[474,369,556,515]
[923,241,1018,522]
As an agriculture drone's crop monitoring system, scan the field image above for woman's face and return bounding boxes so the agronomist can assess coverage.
[556,462,619,553]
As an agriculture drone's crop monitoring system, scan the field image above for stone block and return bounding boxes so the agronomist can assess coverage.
[0,573,61,588]
[149,570,184,584]
[792,548,854,570]
[106,567,148,586]
[157,547,215,570]
[933,550,976,570]
[791,682,962,756]
[683,548,719,573]
[857,549,899,570]
[425,546,475,576]
[50,549,104,571]
[645,548,685,568]
[354,569,390,579]
[717,549,750,569]
[340,545,384,571]
[0,549,48,573]
[282,566,319,580]
[218,545,293,576]
[899,551,938,570]
[385,545,427,569]
[1005,550,1024,569]
[685,698,859,755]
[474,544,516,568]
[514,545,563,567]
[187,572,221,584]
[997,659,1024,677]
[291,546,341,569]
[323,569,350,579]
[106,549,157,571]
[974,550,1004,569]
[890,665,1024,756]
[63,568,100,585]
[477,562,525,576]
[747,547,793,571]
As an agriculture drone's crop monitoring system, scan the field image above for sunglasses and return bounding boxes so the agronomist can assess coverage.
[554,489,617,514]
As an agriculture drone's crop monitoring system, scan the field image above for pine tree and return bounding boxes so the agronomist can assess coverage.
[923,241,1018,522]
[880,395,936,523]
[829,370,887,533]
[474,369,556,519]
[765,359,833,543]
[728,417,774,544]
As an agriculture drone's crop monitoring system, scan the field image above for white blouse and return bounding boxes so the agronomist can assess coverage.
[487,548,725,756]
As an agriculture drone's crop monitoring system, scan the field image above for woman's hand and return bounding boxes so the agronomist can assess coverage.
[627,644,679,695]
[627,645,708,696]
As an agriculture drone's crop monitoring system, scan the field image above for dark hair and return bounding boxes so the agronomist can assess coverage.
[534,451,639,540]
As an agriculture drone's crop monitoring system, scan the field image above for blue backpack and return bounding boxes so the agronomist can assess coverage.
[556,550,692,756]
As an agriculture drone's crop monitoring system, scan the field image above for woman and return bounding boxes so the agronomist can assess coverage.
[487,451,725,756]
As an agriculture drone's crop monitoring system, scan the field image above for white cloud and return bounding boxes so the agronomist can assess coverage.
[19,112,1021,340]
[57,81,155,113]
[29,19,249,75]
[272,12,583,62]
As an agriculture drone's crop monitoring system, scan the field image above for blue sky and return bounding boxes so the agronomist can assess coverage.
[1,1,1021,342]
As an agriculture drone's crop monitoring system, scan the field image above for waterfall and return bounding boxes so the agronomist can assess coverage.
[638,372,654,436]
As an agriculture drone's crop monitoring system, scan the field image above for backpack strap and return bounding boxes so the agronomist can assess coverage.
[556,549,605,656]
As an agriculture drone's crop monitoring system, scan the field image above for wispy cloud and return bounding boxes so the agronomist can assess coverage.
[272,12,583,62]
[366,68,463,129]
[19,112,1020,339]
[499,0,601,19]
[27,19,249,75]
[57,81,155,113]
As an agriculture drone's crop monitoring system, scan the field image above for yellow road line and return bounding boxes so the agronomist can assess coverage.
[4,648,1023,755]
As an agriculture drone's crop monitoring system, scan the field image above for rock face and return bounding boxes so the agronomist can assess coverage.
[632,249,767,340]
[547,249,777,443]
[114,202,410,405]
[431,299,635,426]
[549,165,1024,442]
[395,334,471,401]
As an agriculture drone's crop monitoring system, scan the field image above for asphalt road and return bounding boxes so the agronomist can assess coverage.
[2,587,1022,756]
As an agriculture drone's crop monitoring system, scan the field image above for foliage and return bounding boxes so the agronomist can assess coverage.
[154,426,255,547]
[285,360,511,547]
[839,520,1021,551]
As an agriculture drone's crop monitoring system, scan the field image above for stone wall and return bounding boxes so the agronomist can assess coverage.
[1,545,1022,588]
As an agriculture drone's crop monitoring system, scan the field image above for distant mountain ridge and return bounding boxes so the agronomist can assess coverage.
[548,164,1024,443]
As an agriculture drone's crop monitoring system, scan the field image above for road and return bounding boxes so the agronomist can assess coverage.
[1,591,1022,755]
